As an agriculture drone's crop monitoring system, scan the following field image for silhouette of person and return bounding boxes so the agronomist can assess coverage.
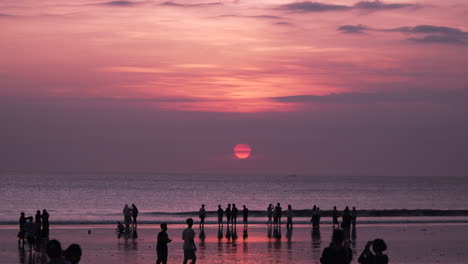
[18,212,26,246]
[225,204,232,226]
[156,223,172,264]
[116,221,125,236]
[317,207,321,228]
[320,229,352,264]
[34,210,42,249]
[342,206,351,230]
[63,244,82,264]
[332,206,339,228]
[351,207,357,227]
[358,239,388,264]
[123,204,131,232]
[217,205,223,227]
[276,203,282,225]
[199,204,207,228]
[232,204,238,226]
[25,217,35,249]
[131,204,138,228]
[267,204,273,225]
[312,205,319,229]
[242,205,248,227]
[42,209,50,237]
[182,218,197,264]
[286,204,293,230]
[46,239,68,264]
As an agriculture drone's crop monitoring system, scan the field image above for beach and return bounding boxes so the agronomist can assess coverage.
[1,223,468,264]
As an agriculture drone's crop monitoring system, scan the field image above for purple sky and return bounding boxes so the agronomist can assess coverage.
[1,0,468,176]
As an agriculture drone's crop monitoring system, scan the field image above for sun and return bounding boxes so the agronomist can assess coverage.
[233,143,252,159]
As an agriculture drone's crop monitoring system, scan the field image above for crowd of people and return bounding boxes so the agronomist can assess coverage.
[17,203,389,264]
[18,209,50,249]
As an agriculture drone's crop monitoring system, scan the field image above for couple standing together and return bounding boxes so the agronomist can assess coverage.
[156,218,197,264]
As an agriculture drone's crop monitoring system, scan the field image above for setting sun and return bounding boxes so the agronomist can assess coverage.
[233,144,252,159]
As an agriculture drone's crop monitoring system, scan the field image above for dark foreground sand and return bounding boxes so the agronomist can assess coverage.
[1,223,467,264]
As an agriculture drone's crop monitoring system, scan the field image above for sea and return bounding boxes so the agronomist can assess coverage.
[1,172,468,225]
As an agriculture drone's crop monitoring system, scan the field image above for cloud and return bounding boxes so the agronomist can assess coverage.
[337,24,368,34]
[217,14,282,20]
[279,0,416,12]
[271,88,468,105]
[161,1,223,7]
[99,1,140,6]
[280,2,349,12]
[338,24,468,45]
[353,0,415,10]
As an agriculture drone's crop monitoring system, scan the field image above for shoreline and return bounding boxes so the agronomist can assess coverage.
[2,223,468,264]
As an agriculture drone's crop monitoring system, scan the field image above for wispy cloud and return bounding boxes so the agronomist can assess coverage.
[218,14,283,20]
[161,1,223,7]
[280,0,417,12]
[338,24,468,45]
[98,1,141,7]
[337,24,368,34]
[271,88,468,105]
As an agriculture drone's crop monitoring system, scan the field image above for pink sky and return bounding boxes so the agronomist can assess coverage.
[1,0,467,175]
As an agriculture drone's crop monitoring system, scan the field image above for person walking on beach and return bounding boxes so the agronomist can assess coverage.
[311,205,318,229]
[225,204,232,226]
[286,204,293,230]
[267,204,273,225]
[232,204,239,226]
[358,239,388,264]
[351,207,357,227]
[18,212,27,246]
[217,205,223,227]
[123,204,131,232]
[182,218,197,264]
[332,206,339,228]
[131,204,139,227]
[42,209,50,237]
[63,244,82,264]
[320,228,352,264]
[242,205,249,227]
[199,204,207,228]
[156,223,172,264]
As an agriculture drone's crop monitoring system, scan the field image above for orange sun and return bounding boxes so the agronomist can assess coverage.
[233,143,252,159]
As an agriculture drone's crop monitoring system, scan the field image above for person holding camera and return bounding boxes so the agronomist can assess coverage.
[358,239,389,264]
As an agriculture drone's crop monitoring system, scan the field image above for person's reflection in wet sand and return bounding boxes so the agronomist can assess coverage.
[218,226,223,240]
[286,227,293,243]
[243,227,248,240]
[225,226,232,241]
[18,242,25,264]
[232,226,238,241]
[267,225,272,239]
[273,225,282,250]
[312,227,321,248]
[199,228,206,249]
[351,225,357,248]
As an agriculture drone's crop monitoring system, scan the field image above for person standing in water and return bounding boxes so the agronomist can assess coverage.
[217,205,223,227]
[267,204,273,225]
[286,204,293,230]
[131,204,139,228]
[242,205,249,227]
[225,204,232,226]
[232,204,239,226]
[182,218,197,264]
[199,204,207,228]
[156,223,172,264]
[123,204,131,232]
[332,206,339,228]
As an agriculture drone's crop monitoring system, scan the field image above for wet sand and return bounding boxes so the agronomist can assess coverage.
[1,223,467,264]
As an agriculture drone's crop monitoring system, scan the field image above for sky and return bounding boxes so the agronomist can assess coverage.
[1,0,467,176]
